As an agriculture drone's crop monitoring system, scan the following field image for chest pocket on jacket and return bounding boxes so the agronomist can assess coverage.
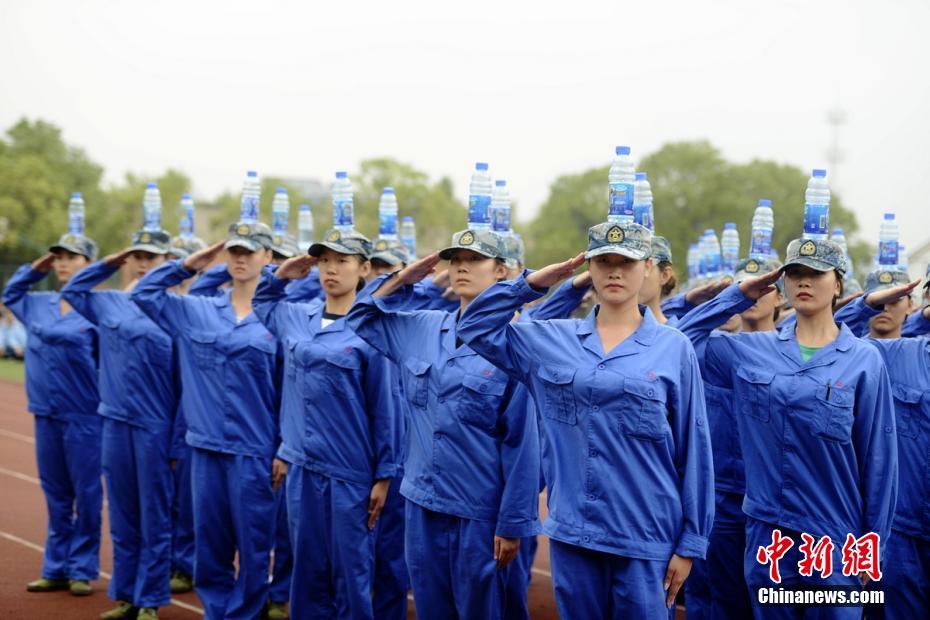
[457,373,506,431]
[735,366,775,423]
[323,351,362,395]
[403,358,431,408]
[247,338,276,373]
[814,385,854,444]
[620,378,670,441]
[892,383,923,440]
[101,318,122,356]
[536,365,577,426]
[189,331,217,369]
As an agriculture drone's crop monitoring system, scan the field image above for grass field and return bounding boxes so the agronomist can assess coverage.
[0,359,25,383]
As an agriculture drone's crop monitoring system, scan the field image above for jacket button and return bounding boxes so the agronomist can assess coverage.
[439,397,446,404]
[647,389,655,397]
[582,535,590,542]
[598,364,605,370]
[592,405,599,411]
[434,433,442,441]
[586,494,595,501]
[447,360,454,367]
[479,385,488,393]
[589,450,597,457]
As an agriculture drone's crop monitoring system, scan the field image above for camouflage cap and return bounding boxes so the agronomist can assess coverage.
[49,233,99,261]
[736,257,784,292]
[585,221,652,261]
[501,233,526,270]
[370,238,410,266]
[168,235,207,259]
[651,236,673,264]
[782,238,847,275]
[308,228,372,259]
[844,277,864,296]
[225,222,274,252]
[271,233,300,259]
[439,229,505,260]
[864,267,911,294]
[129,228,172,255]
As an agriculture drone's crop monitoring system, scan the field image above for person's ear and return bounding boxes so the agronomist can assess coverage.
[659,264,673,286]
[359,260,372,279]
[493,260,508,280]
[643,258,654,278]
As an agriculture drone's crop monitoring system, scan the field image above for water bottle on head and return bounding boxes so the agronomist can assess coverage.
[878,213,899,266]
[704,229,722,279]
[750,199,774,260]
[297,204,314,252]
[272,187,290,236]
[143,182,163,231]
[802,169,830,240]
[239,171,261,225]
[68,192,85,236]
[332,171,355,232]
[180,193,195,238]
[898,243,908,271]
[608,146,635,224]
[401,216,416,260]
[468,162,493,230]
[379,188,399,240]
[491,179,512,234]
[633,172,654,231]
[721,223,740,275]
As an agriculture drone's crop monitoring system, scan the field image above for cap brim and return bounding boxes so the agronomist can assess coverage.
[780,258,838,273]
[438,245,497,260]
[168,249,191,259]
[49,243,92,258]
[225,239,262,252]
[370,252,402,266]
[585,245,650,261]
[128,243,169,255]
[272,248,297,259]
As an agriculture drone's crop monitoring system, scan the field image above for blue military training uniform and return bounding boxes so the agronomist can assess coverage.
[253,269,399,619]
[346,274,541,620]
[703,290,898,618]
[131,259,281,620]
[2,265,103,582]
[62,260,180,608]
[456,273,714,619]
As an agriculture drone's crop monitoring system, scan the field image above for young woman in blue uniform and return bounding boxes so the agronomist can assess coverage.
[702,237,898,619]
[456,221,714,619]
[2,234,102,597]
[639,236,680,327]
[253,228,399,619]
[131,223,281,620]
[346,228,540,620]
[62,228,179,620]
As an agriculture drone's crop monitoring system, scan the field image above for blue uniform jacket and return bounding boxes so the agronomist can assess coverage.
[902,306,930,338]
[661,292,695,319]
[704,292,898,546]
[2,265,99,419]
[131,260,281,459]
[62,261,179,433]
[457,274,714,561]
[285,267,323,303]
[346,275,541,539]
[253,271,399,486]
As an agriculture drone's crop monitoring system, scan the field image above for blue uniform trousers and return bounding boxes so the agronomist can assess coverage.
[171,447,194,577]
[268,484,293,604]
[373,475,408,620]
[867,532,930,619]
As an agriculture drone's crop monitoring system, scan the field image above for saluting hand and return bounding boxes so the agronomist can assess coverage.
[367,479,391,530]
[834,292,863,312]
[865,279,921,309]
[374,253,442,297]
[183,241,225,273]
[525,253,586,290]
[276,255,317,280]
[738,269,783,300]
[432,268,451,289]
[102,249,133,269]
[31,253,56,273]
[572,270,592,290]
[685,278,731,305]
[664,554,692,609]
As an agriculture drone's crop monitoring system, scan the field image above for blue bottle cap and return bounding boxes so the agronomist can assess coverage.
[832,228,844,236]
[299,203,311,212]
[71,191,82,198]
[758,199,772,207]
[403,216,414,223]
[276,187,286,193]
[724,222,737,230]
[495,180,506,187]
[884,213,895,220]
[247,171,257,177]
[383,187,395,193]
[704,229,715,235]
[615,146,631,155]
[475,162,489,171]
[146,181,158,189]
[335,171,347,178]
[812,169,827,178]
[635,172,646,181]
[689,243,698,250]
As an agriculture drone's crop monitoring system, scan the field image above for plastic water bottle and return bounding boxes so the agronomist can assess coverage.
[830,228,848,253]
[401,216,416,259]
[143,182,162,231]
[491,179,512,234]
[721,223,740,275]
[332,171,355,232]
[687,243,700,284]
[802,169,830,240]
[632,172,654,231]
[179,192,195,238]
[898,244,908,270]
[607,146,635,224]
[379,187,399,240]
[239,171,261,224]
[698,234,710,282]
[878,213,899,266]
[749,199,774,259]
[272,187,290,236]
[297,204,314,252]
[704,229,722,279]
[468,162,493,230]
[67,192,85,235]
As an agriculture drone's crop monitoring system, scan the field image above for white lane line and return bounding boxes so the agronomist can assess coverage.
[0,531,202,614]
[0,465,40,485]
[531,566,552,578]
[0,427,35,444]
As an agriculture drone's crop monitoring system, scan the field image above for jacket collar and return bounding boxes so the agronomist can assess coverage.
[576,304,659,359]
[775,320,854,368]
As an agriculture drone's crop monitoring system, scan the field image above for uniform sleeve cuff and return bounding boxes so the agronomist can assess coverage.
[674,532,709,559]
[495,518,541,539]
[374,464,399,480]
[513,272,549,304]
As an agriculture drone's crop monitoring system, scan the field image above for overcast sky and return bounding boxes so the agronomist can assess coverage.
[2,0,928,254]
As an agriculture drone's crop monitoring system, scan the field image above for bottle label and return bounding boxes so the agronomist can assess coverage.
[688,263,699,280]
[803,203,829,237]
[180,216,193,237]
[240,195,259,225]
[878,240,898,266]
[273,212,288,236]
[492,207,511,233]
[380,212,398,237]
[609,182,634,219]
[633,205,653,231]
[143,208,162,231]
[334,199,354,228]
[750,227,773,258]
[401,236,416,259]
[68,214,84,236]
[468,194,491,226]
